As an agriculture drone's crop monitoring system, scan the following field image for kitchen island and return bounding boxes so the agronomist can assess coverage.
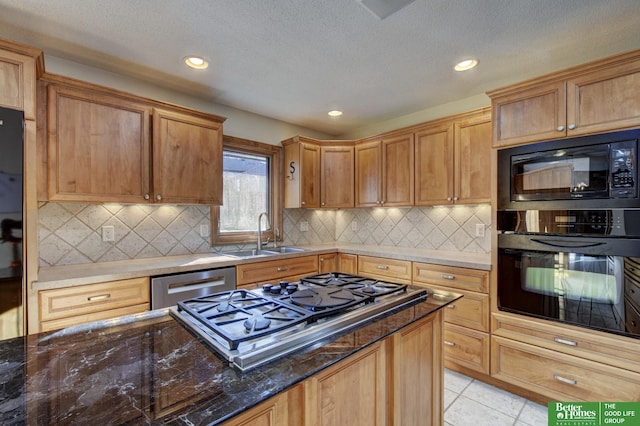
[0,286,458,425]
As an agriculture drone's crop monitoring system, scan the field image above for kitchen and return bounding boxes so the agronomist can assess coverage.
[2,1,640,425]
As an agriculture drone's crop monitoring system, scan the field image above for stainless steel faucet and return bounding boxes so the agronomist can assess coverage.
[257,212,270,251]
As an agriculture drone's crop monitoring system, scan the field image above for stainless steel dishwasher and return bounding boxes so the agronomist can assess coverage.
[151,267,236,309]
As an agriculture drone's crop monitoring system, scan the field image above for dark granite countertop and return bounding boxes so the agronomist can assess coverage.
[0,288,459,425]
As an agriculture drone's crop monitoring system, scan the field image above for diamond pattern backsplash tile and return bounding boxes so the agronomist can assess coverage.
[39,203,217,267]
[40,203,491,267]
[283,205,491,253]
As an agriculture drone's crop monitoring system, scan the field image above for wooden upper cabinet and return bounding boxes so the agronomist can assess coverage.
[283,137,354,209]
[490,50,640,147]
[355,133,414,207]
[152,108,223,204]
[454,112,492,204]
[415,108,491,205]
[491,81,566,148]
[355,140,382,207]
[320,145,354,208]
[47,85,151,203]
[0,39,42,119]
[45,78,225,204]
[415,123,454,205]
[381,133,414,206]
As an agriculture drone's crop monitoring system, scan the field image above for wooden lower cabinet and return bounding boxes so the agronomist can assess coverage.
[338,253,357,274]
[305,340,387,426]
[444,323,489,374]
[492,336,640,402]
[358,255,412,284]
[229,310,443,426]
[235,255,319,289]
[38,277,150,332]
[318,252,338,273]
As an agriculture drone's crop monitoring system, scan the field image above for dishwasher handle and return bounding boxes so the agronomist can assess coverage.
[167,277,227,295]
[151,267,236,309]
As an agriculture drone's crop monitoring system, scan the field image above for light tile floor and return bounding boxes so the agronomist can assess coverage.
[444,369,549,426]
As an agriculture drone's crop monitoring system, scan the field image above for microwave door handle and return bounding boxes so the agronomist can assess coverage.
[530,238,606,249]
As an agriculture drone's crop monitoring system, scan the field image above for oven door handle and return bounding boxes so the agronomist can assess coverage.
[531,238,606,249]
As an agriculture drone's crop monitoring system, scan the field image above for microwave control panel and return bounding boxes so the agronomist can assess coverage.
[610,140,636,197]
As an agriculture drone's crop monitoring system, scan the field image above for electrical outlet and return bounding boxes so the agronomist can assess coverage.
[351,221,358,231]
[300,221,309,232]
[200,224,209,237]
[102,225,115,242]
[475,223,485,238]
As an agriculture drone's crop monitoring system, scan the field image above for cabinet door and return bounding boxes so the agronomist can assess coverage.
[304,341,387,426]
[318,253,338,273]
[454,113,492,204]
[392,311,442,426]
[415,123,454,206]
[355,140,382,207]
[492,81,566,147]
[47,85,151,203]
[224,384,303,426]
[320,146,354,208]
[152,108,223,204]
[567,58,640,136]
[382,133,414,206]
[338,253,357,274]
[0,49,37,119]
[299,142,320,208]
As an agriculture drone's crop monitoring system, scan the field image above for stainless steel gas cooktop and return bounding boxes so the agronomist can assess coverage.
[170,272,428,371]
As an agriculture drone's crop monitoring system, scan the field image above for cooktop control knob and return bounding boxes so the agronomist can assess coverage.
[279,280,288,289]
[262,284,273,293]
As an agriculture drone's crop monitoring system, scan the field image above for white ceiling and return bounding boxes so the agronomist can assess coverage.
[1,0,640,137]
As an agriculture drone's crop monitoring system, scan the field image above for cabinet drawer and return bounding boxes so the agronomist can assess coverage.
[236,255,318,285]
[39,277,150,323]
[358,256,411,283]
[491,336,640,402]
[444,323,489,374]
[625,298,640,334]
[40,304,149,332]
[424,284,488,332]
[492,312,640,373]
[413,262,488,293]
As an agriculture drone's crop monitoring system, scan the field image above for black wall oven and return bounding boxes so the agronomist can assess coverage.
[497,209,640,339]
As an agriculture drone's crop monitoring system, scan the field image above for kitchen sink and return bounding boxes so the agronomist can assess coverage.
[264,247,306,254]
[224,249,278,258]
[224,247,306,258]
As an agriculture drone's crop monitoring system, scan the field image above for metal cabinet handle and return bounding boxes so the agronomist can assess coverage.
[453,196,458,201]
[443,340,456,347]
[554,374,577,385]
[630,288,635,294]
[553,337,577,346]
[156,194,162,201]
[447,197,452,201]
[144,193,150,200]
[376,264,389,270]
[446,304,456,309]
[277,267,289,272]
[441,274,455,280]
[557,125,565,132]
[632,320,637,327]
[320,258,325,262]
[301,201,306,205]
[321,202,325,206]
[88,294,111,302]
[568,123,576,130]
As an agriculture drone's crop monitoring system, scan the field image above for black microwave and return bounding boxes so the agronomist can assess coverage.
[498,129,639,210]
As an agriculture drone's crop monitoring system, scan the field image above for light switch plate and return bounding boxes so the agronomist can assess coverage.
[102,225,115,242]
[475,223,485,238]
[300,221,309,232]
[200,224,209,237]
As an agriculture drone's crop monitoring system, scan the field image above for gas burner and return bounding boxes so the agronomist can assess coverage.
[176,290,313,349]
[290,287,356,309]
[301,274,408,298]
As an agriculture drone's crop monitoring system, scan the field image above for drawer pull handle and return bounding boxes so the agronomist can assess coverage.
[88,294,111,302]
[447,304,456,309]
[553,337,577,346]
[376,264,389,270]
[553,374,577,385]
[277,267,289,272]
[630,288,636,294]
[441,274,455,280]
[443,340,456,347]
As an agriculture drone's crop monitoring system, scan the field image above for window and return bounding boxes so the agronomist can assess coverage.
[211,135,282,245]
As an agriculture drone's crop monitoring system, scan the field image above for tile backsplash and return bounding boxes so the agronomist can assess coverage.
[39,203,491,267]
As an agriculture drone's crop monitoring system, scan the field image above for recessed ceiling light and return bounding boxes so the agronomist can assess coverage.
[184,56,208,70]
[454,59,478,72]
[328,110,343,117]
